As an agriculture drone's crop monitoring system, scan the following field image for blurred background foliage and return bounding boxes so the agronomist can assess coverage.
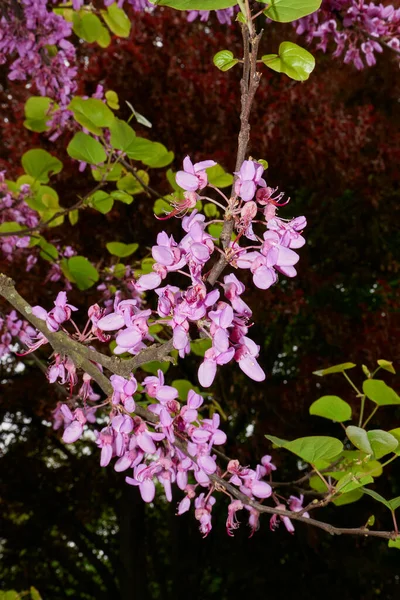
[0,7,399,600]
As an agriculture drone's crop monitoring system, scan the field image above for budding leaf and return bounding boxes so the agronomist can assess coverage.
[313,362,356,376]
[67,256,99,290]
[377,359,396,374]
[262,42,315,82]
[105,90,120,110]
[22,149,63,183]
[106,241,139,258]
[67,132,107,165]
[0,222,22,233]
[362,487,392,511]
[309,395,352,422]
[262,0,322,23]
[363,379,400,406]
[213,50,239,72]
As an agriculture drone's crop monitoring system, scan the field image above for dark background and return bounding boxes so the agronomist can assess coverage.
[1,8,400,599]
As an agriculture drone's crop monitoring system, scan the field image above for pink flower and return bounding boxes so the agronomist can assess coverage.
[176,156,217,191]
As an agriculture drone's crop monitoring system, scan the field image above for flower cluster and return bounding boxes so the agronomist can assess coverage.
[295,0,400,69]
[11,154,308,536]
[0,310,37,359]
[0,0,77,103]
[0,172,38,266]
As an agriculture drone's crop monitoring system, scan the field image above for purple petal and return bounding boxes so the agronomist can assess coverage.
[63,421,83,444]
[97,313,125,331]
[176,171,199,191]
[183,155,195,174]
[253,266,276,290]
[238,355,266,382]
[193,160,217,172]
[100,444,113,467]
[32,306,48,320]
[252,480,272,499]
[198,455,217,474]
[152,246,174,266]
[140,479,156,503]
[114,455,133,472]
[137,273,162,291]
[116,327,142,348]
[198,359,216,387]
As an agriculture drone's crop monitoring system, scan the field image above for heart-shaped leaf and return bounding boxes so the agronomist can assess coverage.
[262,42,315,81]
[309,395,352,422]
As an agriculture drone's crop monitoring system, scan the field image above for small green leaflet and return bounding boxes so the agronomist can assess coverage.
[262,42,315,82]
[106,242,139,258]
[313,362,356,376]
[67,132,106,165]
[22,149,63,183]
[153,0,238,9]
[213,50,238,72]
[363,379,400,406]
[67,256,99,290]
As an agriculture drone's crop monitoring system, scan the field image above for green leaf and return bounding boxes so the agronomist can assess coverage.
[90,191,114,214]
[333,489,364,506]
[73,12,103,43]
[109,118,136,152]
[262,42,315,81]
[190,338,212,357]
[346,426,373,455]
[68,97,114,135]
[388,538,400,549]
[309,395,352,422]
[106,241,138,257]
[262,0,322,23]
[30,587,42,600]
[377,359,396,374]
[105,90,120,110]
[154,198,172,216]
[335,473,373,494]
[125,101,152,128]
[313,362,356,376]
[362,487,392,510]
[67,132,106,165]
[0,222,22,233]
[347,427,398,458]
[206,164,234,188]
[67,256,99,290]
[388,428,400,455]
[68,209,79,226]
[24,96,57,132]
[204,203,220,218]
[363,379,400,406]
[97,25,111,48]
[117,171,149,195]
[285,436,343,463]
[265,434,289,448]
[153,0,237,8]
[0,592,20,600]
[39,239,59,262]
[101,4,131,37]
[22,149,62,183]
[91,163,123,182]
[367,430,398,459]
[213,50,239,72]
[208,222,223,240]
[111,190,134,204]
[389,497,400,511]
[126,137,173,167]
[141,360,170,375]
[172,379,198,401]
